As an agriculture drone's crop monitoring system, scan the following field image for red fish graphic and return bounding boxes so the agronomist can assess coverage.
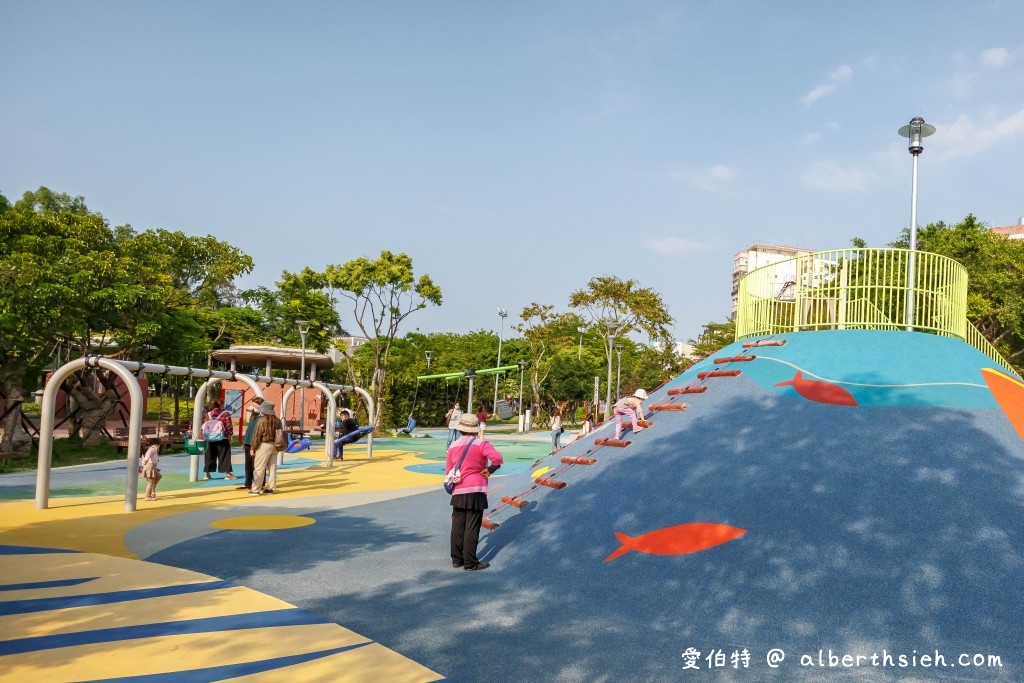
[603,522,747,562]
[774,371,858,406]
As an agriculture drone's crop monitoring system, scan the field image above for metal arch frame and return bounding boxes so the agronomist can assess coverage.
[34,356,376,511]
[190,373,265,481]
[37,357,144,511]
[329,386,376,460]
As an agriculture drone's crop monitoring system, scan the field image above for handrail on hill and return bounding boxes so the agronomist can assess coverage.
[734,247,1016,374]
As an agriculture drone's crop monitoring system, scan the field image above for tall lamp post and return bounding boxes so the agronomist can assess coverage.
[897,116,936,331]
[493,308,507,415]
[578,325,586,360]
[296,320,310,433]
[615,344,623,400]
[517,359,526,432]
[602,320,619,419]
[425,350,433,369]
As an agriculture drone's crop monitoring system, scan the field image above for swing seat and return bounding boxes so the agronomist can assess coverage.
[334,426,374,446]
[494,399,515,420]
[285,436,311,453]
[184,437,206,455]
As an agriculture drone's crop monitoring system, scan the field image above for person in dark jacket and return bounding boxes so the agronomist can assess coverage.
[333,409,359,460]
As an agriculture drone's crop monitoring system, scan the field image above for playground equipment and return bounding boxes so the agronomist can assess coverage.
[734,246,1016,373]
[417,364,521,426]
[36,356,374,512]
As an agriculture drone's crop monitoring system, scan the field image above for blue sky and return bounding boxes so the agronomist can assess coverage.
[3,1,1023,343]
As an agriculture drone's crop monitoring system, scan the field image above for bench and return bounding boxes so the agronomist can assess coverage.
[284,419,308,437]
[110,426,186,454]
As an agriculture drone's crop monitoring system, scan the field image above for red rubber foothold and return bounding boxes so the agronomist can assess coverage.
[713,355,755,364]
[634,420,654,428]
[536,477,567,490]
[650,403,688,411]
[697,369,741,379]
[500,496,530,509]
[482,517,500,530]
[742,339,787,348]
[668,386,707,395]
[561,456,598,465]
[595,438,631,447]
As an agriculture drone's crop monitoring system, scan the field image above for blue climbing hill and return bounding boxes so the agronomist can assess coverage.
[154,329,1024,682]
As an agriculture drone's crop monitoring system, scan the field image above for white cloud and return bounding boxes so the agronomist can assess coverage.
[830,65,854,81]
[801,64,854,106]
[668,164,738,190]
[801,84,836,106]
[708,164,735,181]
[979,47,1012,68]
[800,121,840,146]
[642,237,712,254]
[802,162,872,191]
[932,107,1024,160]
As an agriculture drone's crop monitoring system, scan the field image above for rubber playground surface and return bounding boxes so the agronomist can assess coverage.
[3,330,1024,682]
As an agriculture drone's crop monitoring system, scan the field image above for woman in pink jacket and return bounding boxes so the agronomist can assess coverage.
[446,413,504,571]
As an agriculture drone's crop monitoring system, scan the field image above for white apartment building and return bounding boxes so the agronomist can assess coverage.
[731,243,813,317]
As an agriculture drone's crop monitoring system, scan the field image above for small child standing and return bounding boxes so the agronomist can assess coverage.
[141,438,162,501]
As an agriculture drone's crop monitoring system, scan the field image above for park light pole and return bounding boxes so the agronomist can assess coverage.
[578,325,586,360]
[615,344,623,400]
[602,320,619,419]
[425,350,433,369]
[897,116,936,331]
[517,360,526,432]
[296,320,310,432]
[493,308,507,416]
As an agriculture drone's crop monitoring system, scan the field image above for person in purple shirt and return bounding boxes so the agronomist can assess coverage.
[446,413,504,571]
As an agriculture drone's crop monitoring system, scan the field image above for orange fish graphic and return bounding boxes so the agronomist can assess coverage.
[774,371,857,406]
[603,522,747,562]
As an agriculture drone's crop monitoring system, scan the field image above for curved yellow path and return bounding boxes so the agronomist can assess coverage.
[0,445,448,682]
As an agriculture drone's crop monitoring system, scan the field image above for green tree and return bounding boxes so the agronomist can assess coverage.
[514,304,584,414]
[0,188,260,453]
[0,189,132,452]
[569,275,673,417]
[890,214,1024,368]
[687,318,736,363]
[324,251,442,427]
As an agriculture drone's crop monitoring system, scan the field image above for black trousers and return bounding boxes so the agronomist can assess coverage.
[451,508,484,566]
[243,444,255,487]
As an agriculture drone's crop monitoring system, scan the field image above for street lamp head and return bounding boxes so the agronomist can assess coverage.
[295,319,311,336]
[498,308,507,319]
[898,117,936,155]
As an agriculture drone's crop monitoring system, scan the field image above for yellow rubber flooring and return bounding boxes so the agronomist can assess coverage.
[0,445,447,682]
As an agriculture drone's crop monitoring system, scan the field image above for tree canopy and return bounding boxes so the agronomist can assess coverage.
[324,251,442,427]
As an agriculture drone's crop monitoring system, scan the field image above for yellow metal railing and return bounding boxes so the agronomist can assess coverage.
[734,248,1014,372]
[965,322,1017,374]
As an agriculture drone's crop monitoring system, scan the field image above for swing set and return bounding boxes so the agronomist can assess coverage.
[415,365,521,423]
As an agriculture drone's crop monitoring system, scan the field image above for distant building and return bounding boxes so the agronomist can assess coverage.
[731,243,814,317]
[329,335,370,363]
[991,217,1024,240]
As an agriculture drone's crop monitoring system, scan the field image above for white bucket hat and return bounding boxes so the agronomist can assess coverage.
[455,413,481,434]
[633,389,648,400]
